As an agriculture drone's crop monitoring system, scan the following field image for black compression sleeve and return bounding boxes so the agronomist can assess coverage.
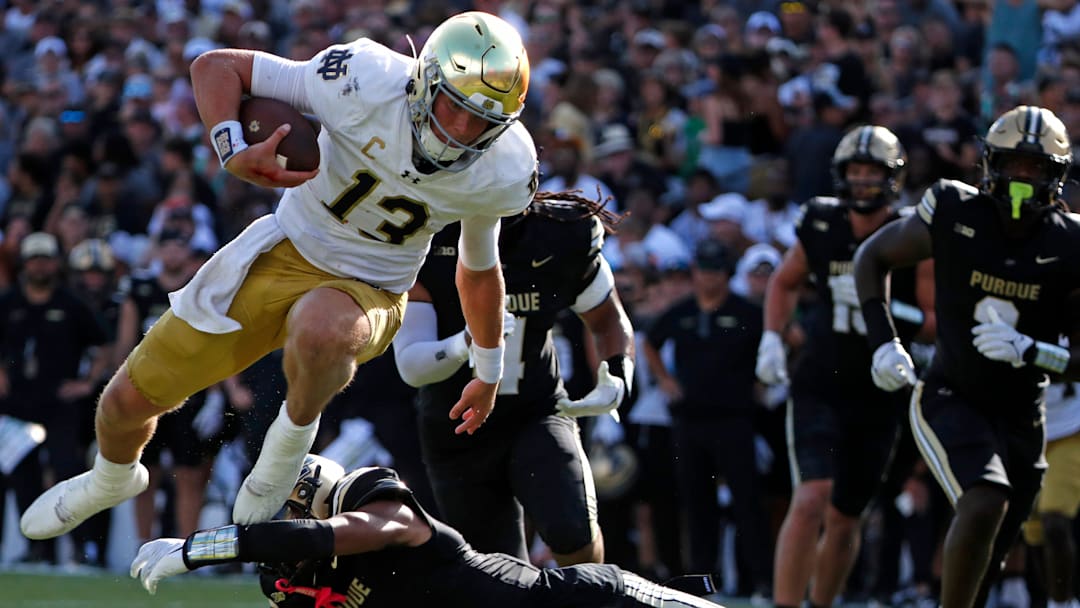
[182,520,335,569]
[861,297,899,349]
[238,519,335,563]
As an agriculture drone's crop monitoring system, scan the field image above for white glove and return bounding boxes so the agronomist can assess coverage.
[590,412,625,446]
[971,306,1032,368]
[130,538,189,594]
[828,274,861,307]
[556,360,627,419]
[191,388,225,441]
[502,310,517,338]
[871,338,917,392]
[756,330,788,385]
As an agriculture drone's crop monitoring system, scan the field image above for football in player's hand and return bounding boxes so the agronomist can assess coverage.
[238,97,320,171]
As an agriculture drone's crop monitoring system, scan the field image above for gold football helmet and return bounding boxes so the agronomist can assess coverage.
[284,454,345,519]
[831,125,906,212]
[981,105,1071,222]
[408,11,529,170]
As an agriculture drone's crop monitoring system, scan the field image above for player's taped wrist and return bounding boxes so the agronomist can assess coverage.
[1023,340,1070,373]
[182,520,335,569]
[604,354,635,396]
[210,120,249,168]
[471,342,504,383]
[861,297,899,348]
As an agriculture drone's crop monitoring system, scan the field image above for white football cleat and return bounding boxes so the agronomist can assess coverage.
[21,463,149,540]
[232,456,306,525]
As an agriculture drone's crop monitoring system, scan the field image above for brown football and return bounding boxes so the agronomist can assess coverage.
[237,97,321,171]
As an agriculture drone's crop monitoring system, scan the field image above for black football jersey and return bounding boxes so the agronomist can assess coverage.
[917,179,1080,407]
[415,210,606,432]
[792,197,921,395]
[121,273,172,336]
[259,467,542,608]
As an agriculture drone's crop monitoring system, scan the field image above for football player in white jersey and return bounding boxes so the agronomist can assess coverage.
[21,11,538,541]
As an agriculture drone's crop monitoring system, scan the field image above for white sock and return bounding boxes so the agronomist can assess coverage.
[91,453,140,488]
[254,402,319,473]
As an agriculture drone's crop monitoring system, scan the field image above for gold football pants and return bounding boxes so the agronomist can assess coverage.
[127,239,406,408]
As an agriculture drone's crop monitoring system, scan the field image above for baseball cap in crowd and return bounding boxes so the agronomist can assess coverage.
[21,232,60,260]
[34,36,68,59]
[594,124,635,159]
[633,28,666,50]
[694,238,736,273]
[746,11,782,35]
[699,192,749,224]
[736,243,782,277]
[158,228,191,246]
[239,20,272,43]
[123,74,153,101]
[222,0,253,19]
[69,238,116,272]
[183,38,219,62]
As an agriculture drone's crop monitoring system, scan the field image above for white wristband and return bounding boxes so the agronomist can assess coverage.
[210,120,249,168]
[470,343,504,384]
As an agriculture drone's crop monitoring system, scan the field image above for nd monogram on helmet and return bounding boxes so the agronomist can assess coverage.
[408,11,529,171]
[831,125,906,212]
[981,105,1072,224]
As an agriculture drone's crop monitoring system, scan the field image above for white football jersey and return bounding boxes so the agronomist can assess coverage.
[272,39,537,293]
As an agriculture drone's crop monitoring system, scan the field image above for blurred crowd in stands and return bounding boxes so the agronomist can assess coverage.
[1,1,1080,607]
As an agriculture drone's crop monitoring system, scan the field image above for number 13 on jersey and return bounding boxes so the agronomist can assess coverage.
[323,169,430,245]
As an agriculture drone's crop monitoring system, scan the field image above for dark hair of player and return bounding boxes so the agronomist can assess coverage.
[527,189,626,235]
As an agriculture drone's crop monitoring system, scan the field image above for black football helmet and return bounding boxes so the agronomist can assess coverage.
[980,105,1071,231]
[831,125,907,213]
[283,454,345,520]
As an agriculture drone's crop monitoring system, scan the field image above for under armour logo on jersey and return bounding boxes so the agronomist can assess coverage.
[400,170,421,184]
[317,50,353,81]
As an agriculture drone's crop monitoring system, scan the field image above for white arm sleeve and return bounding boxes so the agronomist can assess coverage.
[458,216,501,271]
[570,257,616,314]
[250,52,313,114]
[392,302,470,387]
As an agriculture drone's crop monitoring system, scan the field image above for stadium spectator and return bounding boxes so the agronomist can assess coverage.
[0,232,108,564]
[539,131,618,212]
[643,238,771,597]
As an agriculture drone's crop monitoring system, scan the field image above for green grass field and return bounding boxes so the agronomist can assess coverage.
[0,570,761,607]
[1,570,266,607]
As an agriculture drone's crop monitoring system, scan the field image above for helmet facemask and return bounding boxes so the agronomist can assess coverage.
[282,454,345,520]
[409,58,516,169]
[980,106,1073,235]
[407,11,529,173]
[832,126,906,213]
[982,147,1069,232]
